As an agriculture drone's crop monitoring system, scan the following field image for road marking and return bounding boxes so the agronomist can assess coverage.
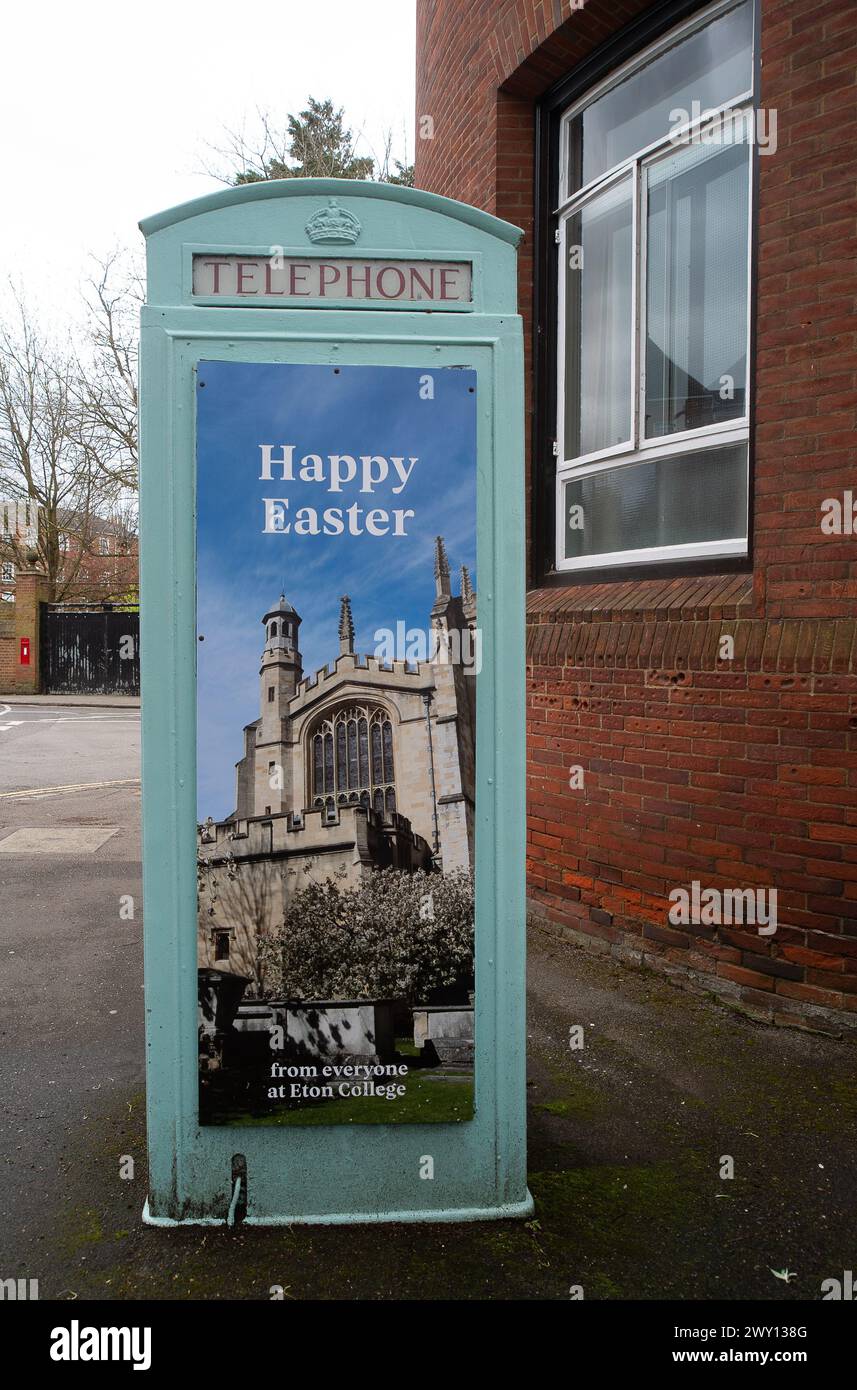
[0,715,135,730]
[0,827,119,854]
[0,777,141,801]
[0,709,138,722]
[33,717,141,726]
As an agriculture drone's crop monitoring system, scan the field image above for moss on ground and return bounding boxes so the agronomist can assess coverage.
[57,1206,104,1259]
[536,1099,574,1117]
[531,1162,694,1232]
[527,1162,704,1299]
[538,1065,609,1120]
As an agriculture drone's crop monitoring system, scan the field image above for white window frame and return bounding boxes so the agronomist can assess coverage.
[0,562,15,582]
[554,0,756,573]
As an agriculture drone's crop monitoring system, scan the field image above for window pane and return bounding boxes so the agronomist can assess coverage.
[564,175,633,459]
[336,720,347,790]
[645,138,749,438]
[568,0,753,192]
[324,733,334,793]
[347,719,358,788]
[562,444,748,561]
[371,720,382,783]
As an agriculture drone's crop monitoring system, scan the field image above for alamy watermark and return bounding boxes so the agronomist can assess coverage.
[822,1270,857,1299]
[669,102,777,155]
[50,1321,151,1371]
[669,881,777,935]
[0,1276,38,1300]
[820,490,857,534]
[373,621,481,675]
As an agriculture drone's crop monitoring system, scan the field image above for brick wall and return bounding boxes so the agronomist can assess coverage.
[0,612,15,690]
[0,567,49,695]
[416,0,857,1032]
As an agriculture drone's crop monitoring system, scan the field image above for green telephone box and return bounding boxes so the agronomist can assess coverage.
[139,177,531,1224]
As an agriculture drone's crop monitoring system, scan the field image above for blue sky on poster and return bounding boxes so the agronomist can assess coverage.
[196,362,477,820]
[0,1,415,327]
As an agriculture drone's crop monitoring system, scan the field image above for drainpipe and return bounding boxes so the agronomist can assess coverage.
[422,692,440,860]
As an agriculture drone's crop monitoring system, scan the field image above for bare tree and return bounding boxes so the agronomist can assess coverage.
[74,249,141,492]
[374,127,414,187]
[103,492,139,548]
[0,295,119,600]
[204,111,298,184]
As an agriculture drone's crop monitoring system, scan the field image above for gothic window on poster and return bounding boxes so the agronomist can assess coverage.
[310,704,396,815]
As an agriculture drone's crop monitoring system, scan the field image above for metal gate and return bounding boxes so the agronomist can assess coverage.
[40,604,140,694]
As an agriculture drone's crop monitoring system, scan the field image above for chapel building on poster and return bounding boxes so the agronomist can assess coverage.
[197,537,477,984]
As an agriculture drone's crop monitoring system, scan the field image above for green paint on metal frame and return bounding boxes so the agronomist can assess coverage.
[139,177,531,1225]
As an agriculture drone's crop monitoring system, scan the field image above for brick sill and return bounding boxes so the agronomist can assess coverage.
[526,573,755,625]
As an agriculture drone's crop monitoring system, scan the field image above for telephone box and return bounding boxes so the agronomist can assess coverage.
[139,178,530,1225]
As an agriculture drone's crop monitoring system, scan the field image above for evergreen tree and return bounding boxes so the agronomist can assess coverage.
[231,98,375,184]
[386,160,415,187]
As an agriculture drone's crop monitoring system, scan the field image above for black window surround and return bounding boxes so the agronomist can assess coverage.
[532,0,761,591]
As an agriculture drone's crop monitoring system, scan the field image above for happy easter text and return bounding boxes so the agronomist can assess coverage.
[258,443,418,537]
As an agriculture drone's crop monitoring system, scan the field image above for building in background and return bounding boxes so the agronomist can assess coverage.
[197,538,477,983]
[0,500,138,604]
[55,512,139,604]
[0,499,38,601]
[416,0,857,1033]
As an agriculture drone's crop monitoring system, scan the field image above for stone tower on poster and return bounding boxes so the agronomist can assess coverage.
[197,538,477,984]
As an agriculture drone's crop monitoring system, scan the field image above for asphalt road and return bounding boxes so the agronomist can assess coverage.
[0,702,143,1287]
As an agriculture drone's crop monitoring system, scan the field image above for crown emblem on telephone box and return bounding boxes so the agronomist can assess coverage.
[305,198,362,245]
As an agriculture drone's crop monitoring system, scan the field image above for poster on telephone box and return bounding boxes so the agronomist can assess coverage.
[195,360,478,1125]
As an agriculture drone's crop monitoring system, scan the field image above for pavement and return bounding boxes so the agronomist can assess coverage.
[1,694,140,708]
[0,700,142,1296]
[0,698,855,1301]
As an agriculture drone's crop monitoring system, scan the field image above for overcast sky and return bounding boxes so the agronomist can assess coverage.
[0,0,415,327]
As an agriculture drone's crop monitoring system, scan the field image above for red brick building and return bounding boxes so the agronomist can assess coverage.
[416,0,857,1033]
[0,507,138,606]
[53,514,139,605]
